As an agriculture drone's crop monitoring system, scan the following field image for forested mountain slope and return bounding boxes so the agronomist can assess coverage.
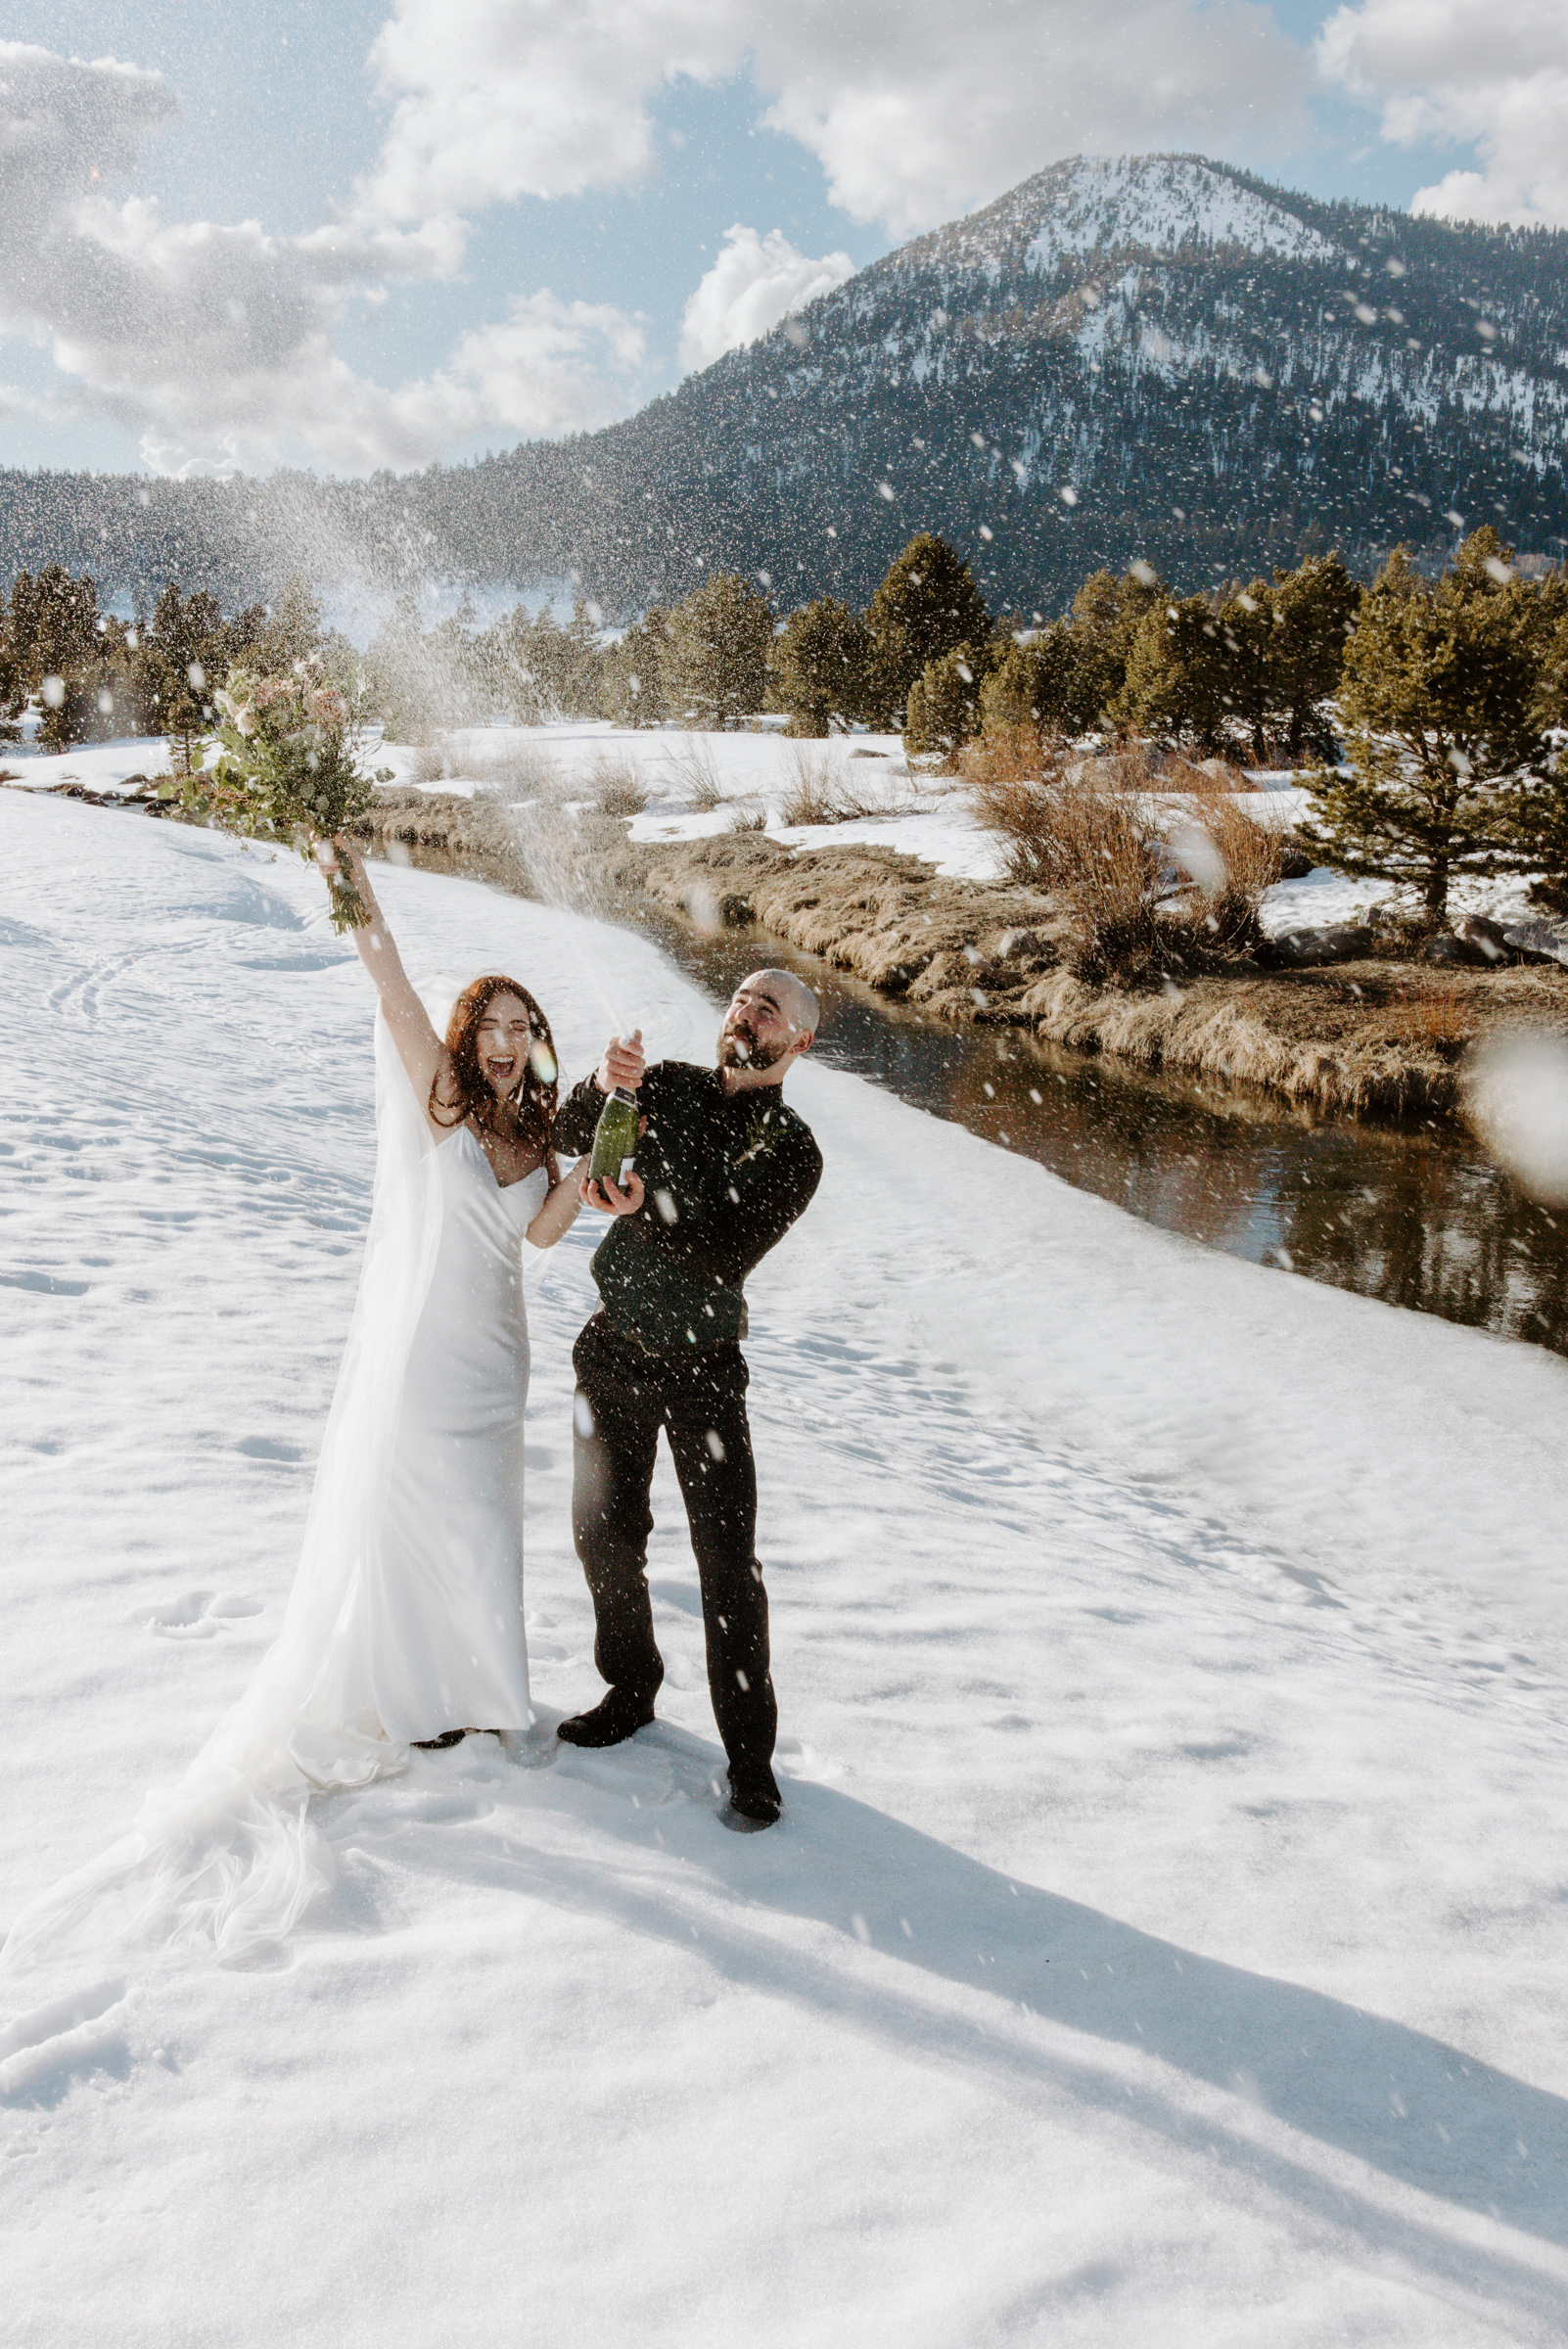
[4,154,1565,616]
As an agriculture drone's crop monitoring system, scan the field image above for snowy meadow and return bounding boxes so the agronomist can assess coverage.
[4,779,1568,2344]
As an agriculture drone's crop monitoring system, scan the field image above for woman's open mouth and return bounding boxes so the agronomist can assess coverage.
[486,1056,517,1081]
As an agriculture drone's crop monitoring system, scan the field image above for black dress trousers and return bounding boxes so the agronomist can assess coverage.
[570,1312,777,1774]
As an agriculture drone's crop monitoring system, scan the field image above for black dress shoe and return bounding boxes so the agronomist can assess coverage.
[721,1765,782,1829]
[412,1729,466,1750]
[556,1690,657,1749]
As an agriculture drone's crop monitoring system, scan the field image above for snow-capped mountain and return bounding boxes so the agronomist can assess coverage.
[908,153,1343,275]
[4,154,1567,617]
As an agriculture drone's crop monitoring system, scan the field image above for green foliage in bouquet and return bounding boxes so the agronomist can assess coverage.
[173,665,391,930]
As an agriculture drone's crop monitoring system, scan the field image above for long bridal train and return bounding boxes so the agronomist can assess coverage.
[5,1013,539,1969]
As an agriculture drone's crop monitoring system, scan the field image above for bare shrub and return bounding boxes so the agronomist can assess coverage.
[966,730,1280,982]
[726,796,770,832]
[1164,769,1284,954]
[959,722,1059,866]
[512,804,643,916]
[777,742,881,826]
[778,744,844,826]
[667,736,725,810]
[588,754,650,816]
[406,747,446,788]
[966,732,1162,981]
[475,742,564,801]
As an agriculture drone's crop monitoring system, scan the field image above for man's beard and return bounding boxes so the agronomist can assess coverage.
[718,1023,786,1073]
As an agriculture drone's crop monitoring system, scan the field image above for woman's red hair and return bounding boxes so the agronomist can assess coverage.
[432,976,559,1169]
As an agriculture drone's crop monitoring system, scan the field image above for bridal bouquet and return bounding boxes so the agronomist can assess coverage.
[177,665,391,931]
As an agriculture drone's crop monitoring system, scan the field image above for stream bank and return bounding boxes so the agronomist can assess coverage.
[354,790,1568,1128]
[351,794,1568,1358]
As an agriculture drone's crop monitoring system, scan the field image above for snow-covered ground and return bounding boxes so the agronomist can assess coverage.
[5,788,1568,2344]
[7,721,1550,937]
[1,725,175,795]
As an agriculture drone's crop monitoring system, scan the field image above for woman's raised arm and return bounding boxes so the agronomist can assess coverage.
[321,838,444,1118]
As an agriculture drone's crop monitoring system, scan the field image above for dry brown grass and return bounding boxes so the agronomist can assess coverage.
[479,742,565,800]
[666,736,724,810]
[1166,767,1284,951]
[965,733,1164,982]
[588,754,651,816]
[1388,979,1473,1047]
[1164,755,1251,794]
[777,744,849,826]
[965,728,1283,982]
[426,736,565,800]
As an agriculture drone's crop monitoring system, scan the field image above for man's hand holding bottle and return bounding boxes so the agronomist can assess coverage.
[582,1028,648,1216]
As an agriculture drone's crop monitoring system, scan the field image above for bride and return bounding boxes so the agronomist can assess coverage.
[323,837,583,1749]
[4,838,582,1967]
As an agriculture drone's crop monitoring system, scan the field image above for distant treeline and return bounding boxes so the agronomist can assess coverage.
[11,526,1568,930]
[12,530,1564,790]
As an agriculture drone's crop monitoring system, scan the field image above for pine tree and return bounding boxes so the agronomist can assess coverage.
[1116,554,1360,761]
[980,622,1105,740]
[864,535,990,725]
[248,576,328,676]
[600,611,670,727]
[144,582,227,763]
[662,573,773,730]
[1066,567,1167,721]
[768,597,871,736]
[1115,594,1236,753]
[903,645,992,760]
[1498,571,1568,889]
[1268,553,1360,760]
[560,598,609,718]
[10,565,101,690]
[1302,530,1555,921]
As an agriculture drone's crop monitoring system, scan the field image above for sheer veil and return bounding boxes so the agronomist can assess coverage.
[4,1011,446,1968]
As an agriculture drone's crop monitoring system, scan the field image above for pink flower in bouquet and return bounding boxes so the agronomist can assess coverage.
[251,676,294,712]
[308,688,346,726]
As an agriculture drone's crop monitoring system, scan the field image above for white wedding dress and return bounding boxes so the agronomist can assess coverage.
[5,1011,547,1969]
[367,1123,543,1739]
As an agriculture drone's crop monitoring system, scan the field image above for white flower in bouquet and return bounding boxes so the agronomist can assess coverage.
[174,665,392,931]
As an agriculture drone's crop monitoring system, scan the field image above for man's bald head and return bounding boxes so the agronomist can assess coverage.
[716,968,821,1086]
[750,969,819,1039]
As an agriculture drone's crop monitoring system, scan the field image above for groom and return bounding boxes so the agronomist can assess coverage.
[551,971,823,1829]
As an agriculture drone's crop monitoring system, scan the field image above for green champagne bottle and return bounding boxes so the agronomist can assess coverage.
[588,1086,640,1187]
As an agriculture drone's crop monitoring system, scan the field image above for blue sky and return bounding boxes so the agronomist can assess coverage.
[1,0,1559,479]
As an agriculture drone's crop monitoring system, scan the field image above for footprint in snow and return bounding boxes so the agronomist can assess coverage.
[554,1727,729,1811]
[396,1791,492,1826]
[127,1589,265,1636]
[0,1978,133,2109]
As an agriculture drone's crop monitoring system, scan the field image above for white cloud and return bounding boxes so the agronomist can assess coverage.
[377,293,648,453]
[1318,0,1568,226]
[355,0,1308,242]
[0,0,1315,476]
[359,0,740,221]
[0,40,647,475]
[678,225,853,372]
[757,0,1306,235]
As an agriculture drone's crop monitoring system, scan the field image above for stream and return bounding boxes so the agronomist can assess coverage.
[380,840,1568,1359]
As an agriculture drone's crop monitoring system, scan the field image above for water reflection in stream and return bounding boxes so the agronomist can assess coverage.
[643,917,1568,1359]
[378,841,1568,1358]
